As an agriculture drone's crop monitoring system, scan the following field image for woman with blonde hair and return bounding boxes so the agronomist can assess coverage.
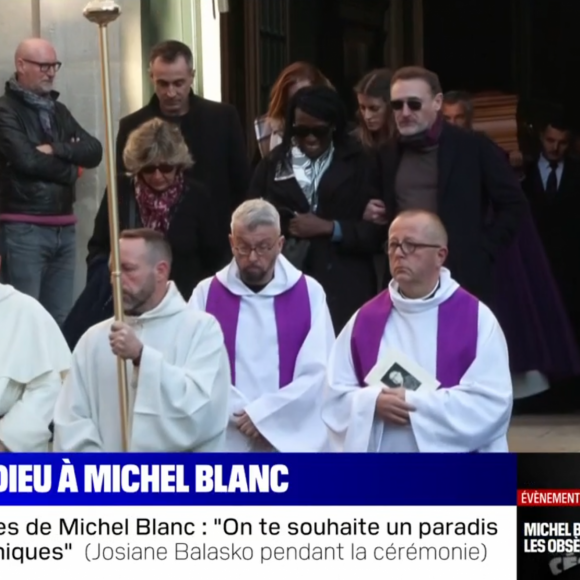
[254,61,331,158]
[62,118,227,348]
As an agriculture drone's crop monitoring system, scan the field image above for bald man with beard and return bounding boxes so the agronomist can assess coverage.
[322,210,513,453]
[0,38,102,327]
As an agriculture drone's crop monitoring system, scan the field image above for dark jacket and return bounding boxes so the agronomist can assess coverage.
[378,123,527,304]
[249,137,385,332]
[522,157,580,317]
[115,92,250,245]
[62,255,113,350]
[0,83,102,215]
[87,174,230,300]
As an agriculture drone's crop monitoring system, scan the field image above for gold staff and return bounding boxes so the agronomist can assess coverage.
[83,0,129,451]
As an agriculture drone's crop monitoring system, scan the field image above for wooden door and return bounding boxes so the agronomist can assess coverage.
[221,0,289,156]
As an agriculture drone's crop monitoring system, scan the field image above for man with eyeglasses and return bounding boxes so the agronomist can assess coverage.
[323,209,513,453]
[188,199,335,452]
[365,66,526,306]
[0,38,102,327]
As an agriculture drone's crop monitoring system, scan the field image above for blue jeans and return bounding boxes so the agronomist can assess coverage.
[0,222,76,327]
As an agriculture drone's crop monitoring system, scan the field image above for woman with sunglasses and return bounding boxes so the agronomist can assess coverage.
[89,117,227,297]
[248,85,385,332]
[62,118,227,349]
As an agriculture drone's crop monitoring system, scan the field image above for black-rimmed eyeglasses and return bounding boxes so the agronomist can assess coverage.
[233,242,278,257]
[385,240,441,256]
[23,59,62,73]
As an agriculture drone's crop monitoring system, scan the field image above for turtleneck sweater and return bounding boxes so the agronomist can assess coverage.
[394,115,444,213]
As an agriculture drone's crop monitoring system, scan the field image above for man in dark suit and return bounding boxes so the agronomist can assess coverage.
[523,120,580,339]
[364,66,527,304]
[115,40,250,256]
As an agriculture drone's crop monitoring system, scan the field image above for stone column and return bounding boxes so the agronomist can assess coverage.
[198,0,222,101]
[37,0,142,298]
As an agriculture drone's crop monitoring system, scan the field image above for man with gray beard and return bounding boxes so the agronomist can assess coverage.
[189,200,334,453]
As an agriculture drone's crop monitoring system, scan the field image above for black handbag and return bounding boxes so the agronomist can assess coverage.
[282,237,311,269]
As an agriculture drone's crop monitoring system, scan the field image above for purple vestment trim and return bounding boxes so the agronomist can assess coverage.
[206,277,241,383]
[206,275,311,387]
[350,287,479,388]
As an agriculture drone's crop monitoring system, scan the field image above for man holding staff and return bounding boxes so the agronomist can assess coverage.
[53,229,231,452]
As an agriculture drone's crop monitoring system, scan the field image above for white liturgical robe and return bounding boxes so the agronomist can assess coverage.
[0,284,70,451]
[322,268,513,453]
[189,255,335,452]
[53,282,230,452]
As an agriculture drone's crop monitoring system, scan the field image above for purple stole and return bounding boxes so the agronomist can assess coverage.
[205,275,311,387]
[351,288,479,387]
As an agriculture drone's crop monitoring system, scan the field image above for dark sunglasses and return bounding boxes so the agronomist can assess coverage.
[140,164,176,175]
[391,99,423,112]
[291,124,332,139]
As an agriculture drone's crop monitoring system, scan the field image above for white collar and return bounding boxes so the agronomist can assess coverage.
[399,279,440,300]
[539,155,562,168]
[389,268,460,315]
[215,255,303,297]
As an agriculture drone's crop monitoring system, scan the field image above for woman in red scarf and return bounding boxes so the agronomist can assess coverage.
[62,118,228,348]
[86,118,228,301]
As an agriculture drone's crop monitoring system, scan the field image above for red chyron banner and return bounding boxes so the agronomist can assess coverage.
[518,489,580,506]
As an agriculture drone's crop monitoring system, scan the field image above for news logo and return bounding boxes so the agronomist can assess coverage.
[517,454,580,580]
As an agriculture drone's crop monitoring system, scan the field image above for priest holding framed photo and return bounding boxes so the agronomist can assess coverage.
[322,209,513,453]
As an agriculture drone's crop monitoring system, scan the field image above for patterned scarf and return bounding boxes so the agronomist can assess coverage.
[274,143,334,211]
[134,172,184,234]
[8,75,56,140]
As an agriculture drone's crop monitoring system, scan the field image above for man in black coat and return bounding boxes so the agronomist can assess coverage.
[523,120,580,339]
[365,66,527,304]
[115,40,250,259]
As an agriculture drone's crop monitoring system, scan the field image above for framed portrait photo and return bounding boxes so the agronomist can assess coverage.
[364,348,440,392]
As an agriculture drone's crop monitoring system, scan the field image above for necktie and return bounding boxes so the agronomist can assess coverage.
[545,161,559,194]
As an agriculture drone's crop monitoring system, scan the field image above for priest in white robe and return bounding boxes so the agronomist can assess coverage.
[0,262,71,452]
[53,228,230,452]
[322,210,513,453]
[189,199,335,452]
